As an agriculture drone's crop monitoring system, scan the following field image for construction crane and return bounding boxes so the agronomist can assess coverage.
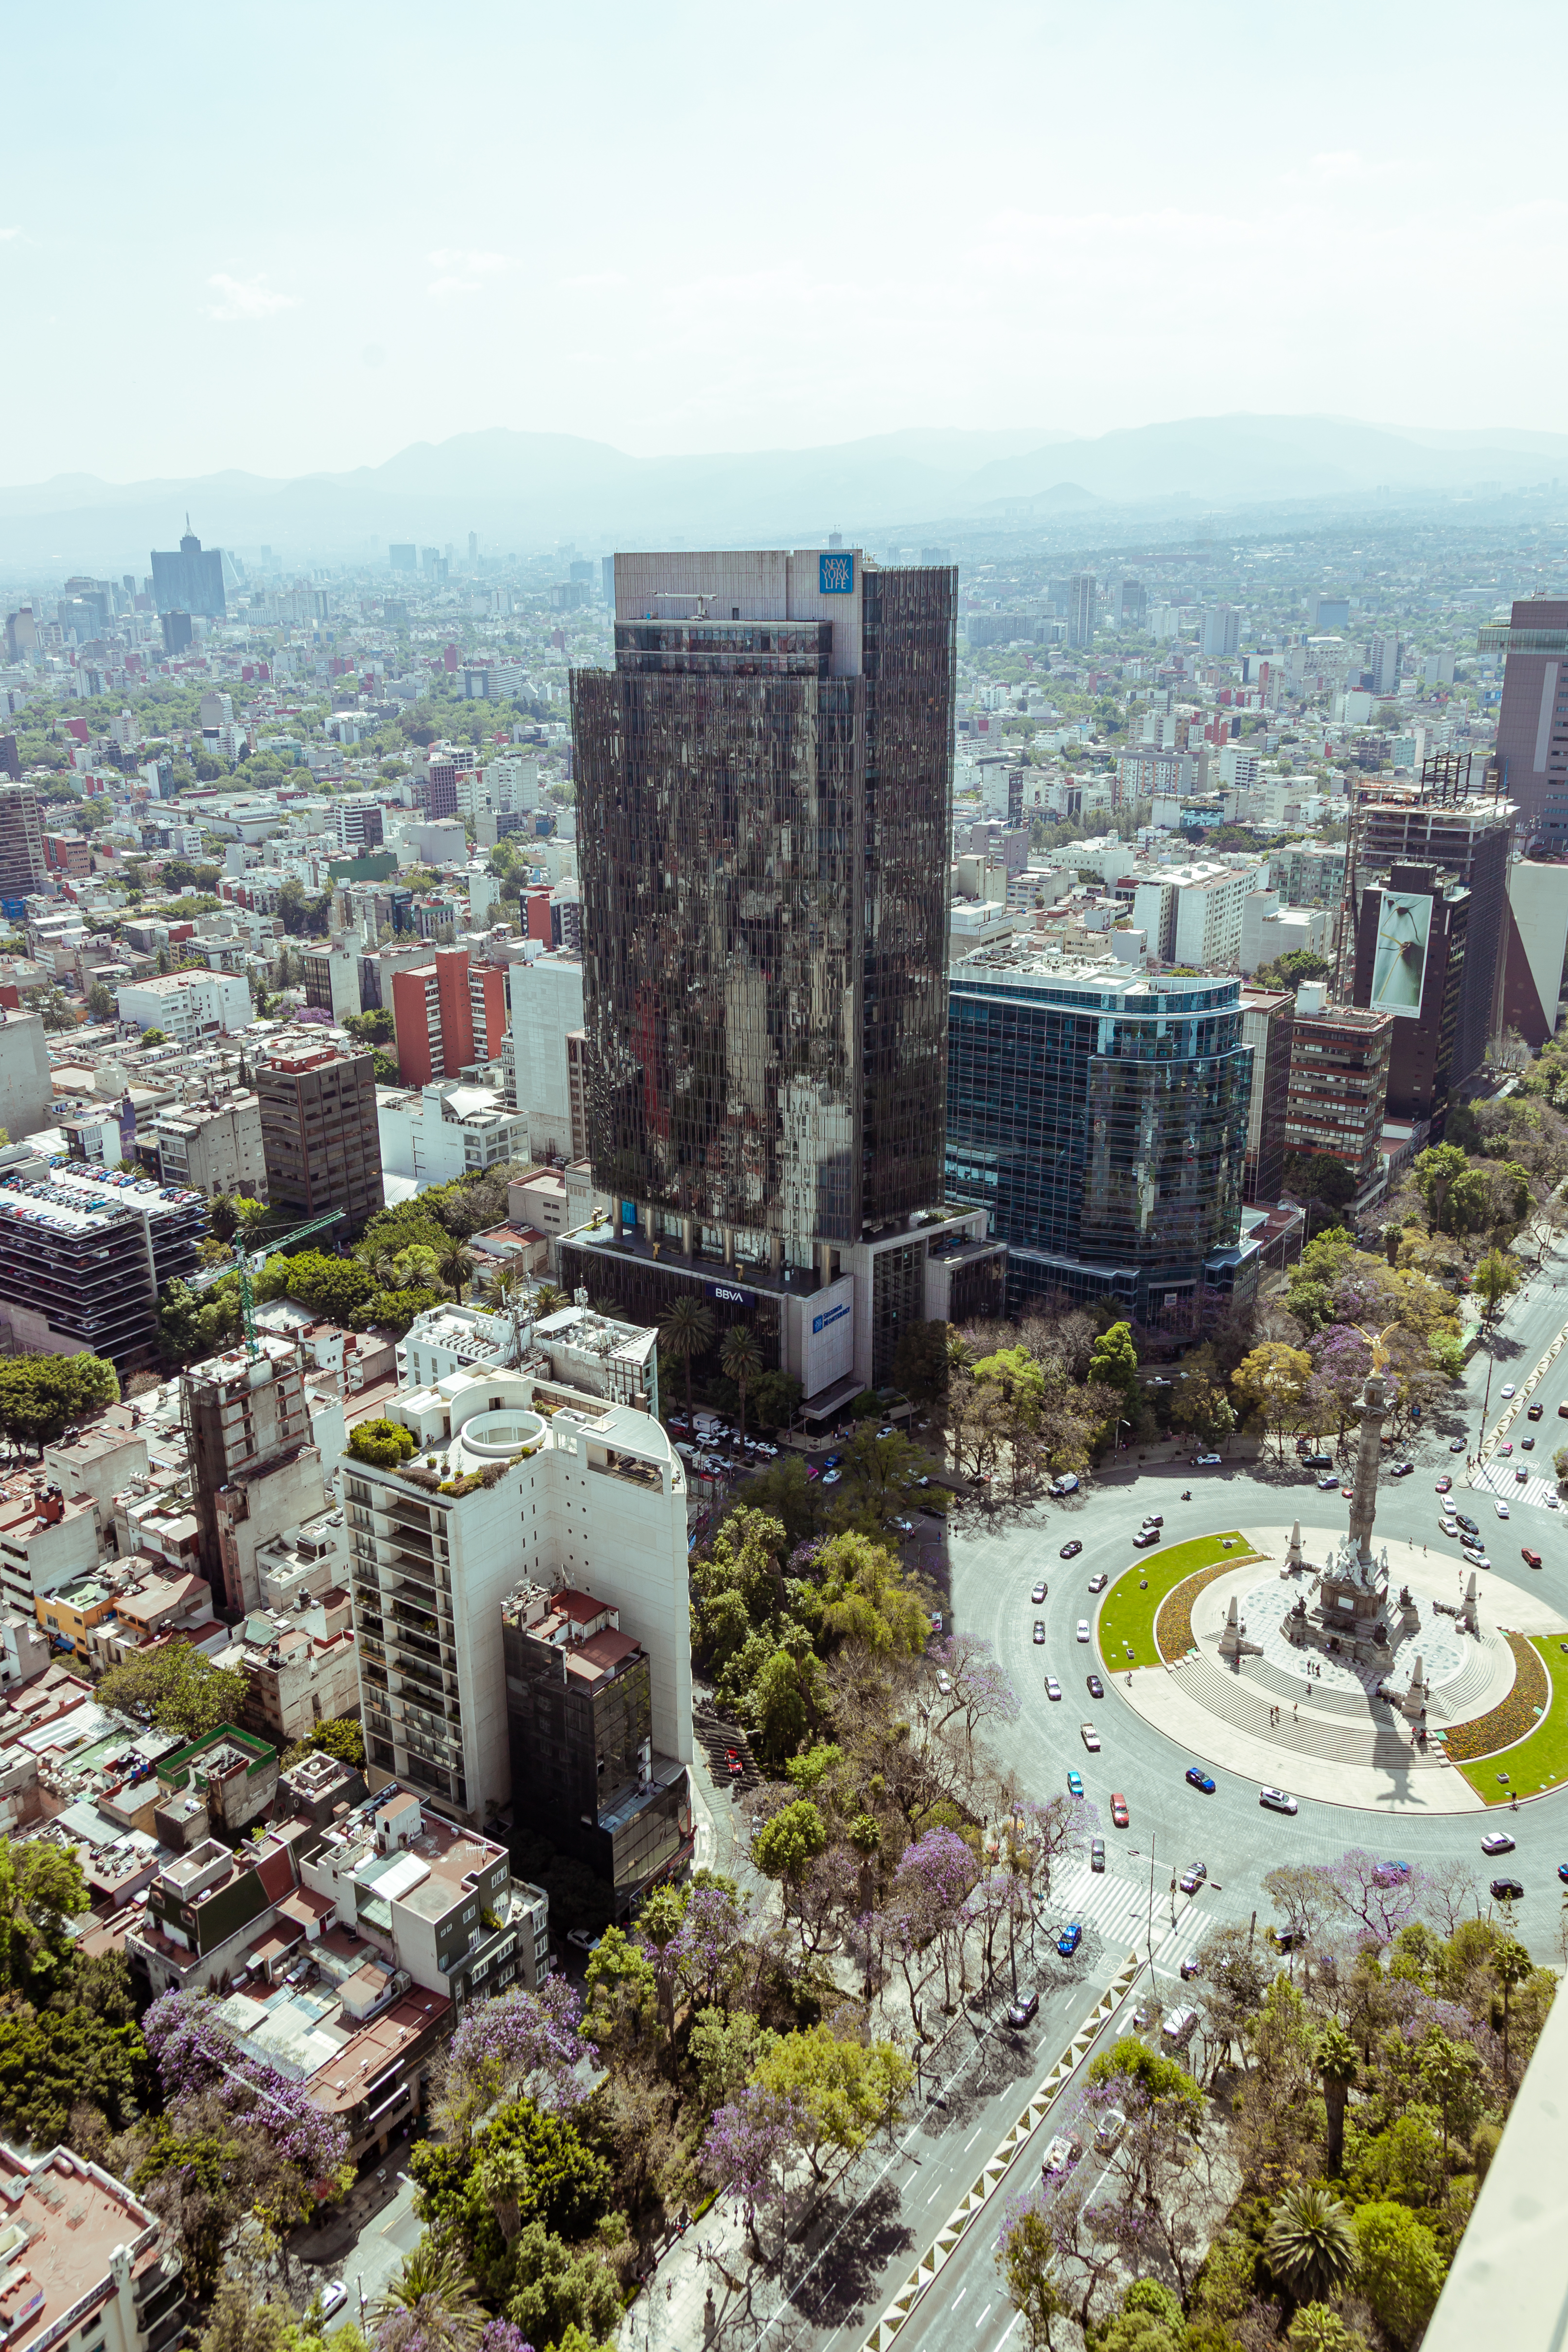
[191,1207,346,1360]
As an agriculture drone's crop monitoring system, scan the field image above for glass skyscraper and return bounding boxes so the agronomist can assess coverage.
[564,549,1004,1409]
[945,951,1253,1326]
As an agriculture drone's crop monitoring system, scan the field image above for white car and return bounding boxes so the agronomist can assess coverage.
[1033,1620,1046,1645]
[1076,1619,1091,1643]
[1259,1786,1298,1814]
[1045,1676,1062,1700]
[1501,1383,1517,1399]
[319,2286,349,2321]
[1088,1572,1108,1593]
[1041,2132,1080,2177]
[1496,1500,1511,1519]
[1080,1722,1101,1751]
[1193,1453,1223,1467]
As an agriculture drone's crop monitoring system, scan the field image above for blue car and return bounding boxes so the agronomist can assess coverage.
[1185,1766,1216,1794]
[1067,1769,1084,1797]
[1058,1922,1083,1957]
[1558,1863,1568,1887]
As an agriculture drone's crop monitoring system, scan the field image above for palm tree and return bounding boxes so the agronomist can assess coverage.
[1264,2183,1357,2309]
[533,1280,567,1318]
[720,1323,763,1448]
[368,2241,486,2352]
[1316,2020,1358,2175]
[438,1241,475,1302]
[660,1292,715,1429]
[1494,1932,1533,2090]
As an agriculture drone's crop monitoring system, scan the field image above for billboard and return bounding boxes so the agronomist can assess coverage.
[1369,887,1432,1019]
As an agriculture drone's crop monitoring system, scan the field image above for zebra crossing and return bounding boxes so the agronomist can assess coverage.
[1470,1459,1560,1515]
[1039,1859,1201,1968]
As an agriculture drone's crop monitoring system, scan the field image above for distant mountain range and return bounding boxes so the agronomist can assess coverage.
[4,413,1567,575]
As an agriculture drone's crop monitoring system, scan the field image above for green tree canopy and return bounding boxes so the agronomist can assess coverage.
[0,1354,120,1452]
[97,1644,248,1743]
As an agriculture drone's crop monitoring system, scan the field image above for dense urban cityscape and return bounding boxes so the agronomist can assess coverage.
[4,8,1568,2352]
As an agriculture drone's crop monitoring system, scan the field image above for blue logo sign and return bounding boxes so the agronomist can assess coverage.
[819,551,855,596]
[812,1303,849,1335]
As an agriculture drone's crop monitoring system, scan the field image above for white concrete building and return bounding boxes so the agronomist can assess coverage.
[345,1370,691,1828]
[116,968,253,1042]
[399,1302,521,1389]
[377,1079,531,1186]
[1131,859,1263,968]
[504,950,586,1159]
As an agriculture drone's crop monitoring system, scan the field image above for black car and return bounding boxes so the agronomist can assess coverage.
[1133,1528,1160,1549]
[1300,1452,1334,1470]
[1006,1988,1040,2027]
[1490,1876,1525,1903]
[1087,1672,1104,1699]
[1529,1402,1545,1421]
[1059,1539,1083,1559]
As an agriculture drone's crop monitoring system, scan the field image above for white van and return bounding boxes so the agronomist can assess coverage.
[1161,2004,1199,2051]
[1051,1473,1080,1498]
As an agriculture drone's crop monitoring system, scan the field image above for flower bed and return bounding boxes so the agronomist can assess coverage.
[1442,1631,1545,1760]
[1154,1560,1248,1661]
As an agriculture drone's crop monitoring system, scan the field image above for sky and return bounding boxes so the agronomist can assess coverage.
[4,0,1567,486]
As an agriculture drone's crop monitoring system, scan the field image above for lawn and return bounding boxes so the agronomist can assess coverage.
[1095,1530,1259,1671]
[1456,1632,1568,1804]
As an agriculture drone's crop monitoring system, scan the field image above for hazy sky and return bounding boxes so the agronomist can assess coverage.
[6,0,1565,484]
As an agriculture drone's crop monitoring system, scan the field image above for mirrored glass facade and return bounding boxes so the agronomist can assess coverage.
[945,957,1251,1318]
[572,559,955,1254]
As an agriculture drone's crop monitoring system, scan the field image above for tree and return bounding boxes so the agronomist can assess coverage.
[996,2203,1064,2350]
[1493,1931,1533,2087]
[289,1715,365,1771]
[86,981,115,1022]
[752,1799,828,1928]
[97,1644,249,1743]
[890,1317,950,1405]
[1316,2020,1358,2175]
[0,1836,88,2002]
[659,1292,714,1427]
[1412,1141,1470,1234]
[719,1324,762,1448]
[1473,1245,1520,1325]
[1232,1342,1315,1462]
[1087,1321,1140,1419]
[0,1354,120,1453]
[750,2022,912,2178]
[0,1999,145,2148]
[140,1027,168,1045]
[348,1416,418,1468]
[369,2239,486,2352]
[1284,1150,1358,1238]
[1265,2182,1358,2309]
[1350,2201,1445,2346]
[282,1252,374,1322]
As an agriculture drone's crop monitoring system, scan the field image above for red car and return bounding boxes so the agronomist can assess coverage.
[724,1748,744,1777]
[1110,1793,1129,1828]
[1522,1547,1544,1570]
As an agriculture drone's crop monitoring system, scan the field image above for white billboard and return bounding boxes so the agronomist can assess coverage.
[1370,888,1432,1020]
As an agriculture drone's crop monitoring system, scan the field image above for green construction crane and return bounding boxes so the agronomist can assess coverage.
[218,1208,347,1359]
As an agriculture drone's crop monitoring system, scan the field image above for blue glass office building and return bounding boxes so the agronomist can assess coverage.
[945,952,1253,1326]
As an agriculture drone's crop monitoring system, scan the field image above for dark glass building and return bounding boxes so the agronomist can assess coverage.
[150,521,227,619]
[564,549,1003,1411]
[1351,860,1469,1133]
[945,950,1254,1328]
[501,1581,691,1910]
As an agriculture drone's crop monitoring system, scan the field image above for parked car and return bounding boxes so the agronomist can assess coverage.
[891,1515,915,1533]
[1093,2105,1126,2149]
[1033,1620,1046,1645]
[1179,1955,1201,1981]
[1161,2005,1199,2051]
[1041,2133,1081,2178]
[1179,1862,1208,1894]
[565,1927,601,1955]
[1076,1619,1091,1642]
[1090,1837,1106,1872]
[1133,1528,1160,1549]
[1067,1769,1084,1797]
[1059,1540,1083,1559]
[1081,1722,1100,1751]
[1185,1766,1216,1793]
[1058,1921,1083,1957]
[1491,1876,1525,1902]
[319,2286,349,2321]
[1088,1571,1108,1593]
[1051,1473,1080,1497]
[1302,1452,1334,1470]
[1317,1472,1340,1490]
[1032,1581,1049,1603]
[936,1671,952,1694]
[1259,1786,1298,1814]
[1193,1453,1223,1466]
[1110,1792,1129,1827]
[1482,1829,1517,1856]
[1087,1672,1105,1699]
[1005,1988,1039,2027]
[1390,1461,1415,1478]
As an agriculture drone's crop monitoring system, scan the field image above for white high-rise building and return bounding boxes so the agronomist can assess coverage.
[504,949,586,1158]
[345,1368,691,1829]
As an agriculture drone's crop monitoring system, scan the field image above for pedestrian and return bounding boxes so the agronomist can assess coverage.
[1293,1700,1297,1717]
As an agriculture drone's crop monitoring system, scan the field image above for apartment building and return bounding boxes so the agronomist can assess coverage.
[1283,984,1393,1186]
[182,1339,332,1608]
[345,1367,691,1830]
[0,1164,205,1372]
[116,968,253,1041]
[231,1582,358,1747]
[0,786,44,900]
[1238,987,1294,1205]
[376,1079,530,1187]
[503,949,586,1158]
[391,947,509,1085]
[153,1091,266,1201]
[257,1039,384,1231]
[0,2144,186,2352]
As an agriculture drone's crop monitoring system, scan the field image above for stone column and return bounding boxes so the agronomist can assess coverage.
[1348,1370,1386,1568]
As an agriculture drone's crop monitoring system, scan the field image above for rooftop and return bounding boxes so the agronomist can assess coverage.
[0,2144,162,2352]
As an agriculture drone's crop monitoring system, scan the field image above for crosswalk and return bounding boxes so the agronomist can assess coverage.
[1471,1460,1560,1515]
[1038,1859,1199,1968]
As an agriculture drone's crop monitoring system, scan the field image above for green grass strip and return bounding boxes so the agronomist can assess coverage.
[1455,1632,1568,1804]
[1095,1531,1259,1671]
